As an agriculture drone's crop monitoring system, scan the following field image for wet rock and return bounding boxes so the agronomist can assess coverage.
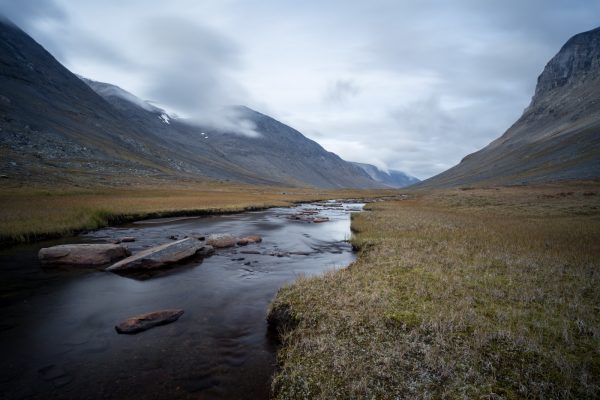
[115,309,184,334]
[268,251,289,258]
[119,236,136,243]
[107,238,206,271]
[236,235,262,246]
[38,244,130,266]
[207,234,237,248]
[313,217,329,223]
[289,251,311,256]
[196,245,215,257]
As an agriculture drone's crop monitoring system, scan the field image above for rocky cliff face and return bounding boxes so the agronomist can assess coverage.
[530,27,600,107]
[419,26,600,188]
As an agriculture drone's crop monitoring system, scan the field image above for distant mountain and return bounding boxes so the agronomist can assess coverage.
[0,19,380,188]
[351,162,419,188]
[418,26,600,188]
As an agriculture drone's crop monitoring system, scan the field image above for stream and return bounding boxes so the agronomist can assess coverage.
[0,201,362,399]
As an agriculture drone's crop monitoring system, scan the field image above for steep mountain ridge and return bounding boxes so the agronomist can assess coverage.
[0,19,382,188]
[418,26,600,188]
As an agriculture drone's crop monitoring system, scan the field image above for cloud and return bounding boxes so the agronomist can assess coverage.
[134,16,259,136]
[324,79,360,104]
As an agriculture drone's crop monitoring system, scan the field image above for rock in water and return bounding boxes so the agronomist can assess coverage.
[206,234,237,248]
[115,309,184,334]
[38,244,130,266]
[107,238,206,271]
[237,235,262,246]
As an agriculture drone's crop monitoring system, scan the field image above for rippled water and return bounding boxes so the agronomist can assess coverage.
[0,202,362,399]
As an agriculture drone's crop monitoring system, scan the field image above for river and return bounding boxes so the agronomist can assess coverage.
[0,201,362,399]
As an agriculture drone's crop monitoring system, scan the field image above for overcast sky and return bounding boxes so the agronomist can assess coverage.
[2,0,599,179]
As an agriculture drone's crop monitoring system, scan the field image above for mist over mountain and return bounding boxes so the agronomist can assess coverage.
[351,162,419,188]
[419,26,600,188]
[0,19,386,188]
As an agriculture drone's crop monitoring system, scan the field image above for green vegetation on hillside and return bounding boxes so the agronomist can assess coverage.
[269,183,600,399]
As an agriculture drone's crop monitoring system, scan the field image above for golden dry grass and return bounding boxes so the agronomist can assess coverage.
[0,182,392,245]
[269,183,600,399]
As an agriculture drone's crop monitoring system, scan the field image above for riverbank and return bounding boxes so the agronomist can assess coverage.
[0,182,390,246]
[268,182,600,399]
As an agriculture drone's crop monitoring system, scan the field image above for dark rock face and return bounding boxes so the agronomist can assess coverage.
[531,27,600,105]
[351,162,420,188]
[418,26,600,188]
[106,238,206,271]
[115,309,184,334]
[38,244,130,266]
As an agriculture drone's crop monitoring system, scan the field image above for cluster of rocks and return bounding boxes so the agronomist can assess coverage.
[37,233,262,335]
[38,233,263,271]
[287,209,330,223]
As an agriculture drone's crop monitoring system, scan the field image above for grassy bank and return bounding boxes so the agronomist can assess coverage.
[269,183,600,399]
[0,183,390,246]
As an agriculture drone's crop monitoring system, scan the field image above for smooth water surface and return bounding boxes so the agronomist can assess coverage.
[0,202,362,399]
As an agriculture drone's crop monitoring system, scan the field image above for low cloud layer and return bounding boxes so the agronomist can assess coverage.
[1,0,598,178]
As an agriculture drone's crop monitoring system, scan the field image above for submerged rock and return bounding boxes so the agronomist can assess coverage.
[38,244,130,266]
[237,235,262,246]
[115,309,184,334]
[207,234,237,248]
[107,238,207,271]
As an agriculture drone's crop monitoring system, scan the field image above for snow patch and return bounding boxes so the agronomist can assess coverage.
[159,114,170,124]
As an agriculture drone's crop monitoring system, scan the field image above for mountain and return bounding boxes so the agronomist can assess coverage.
[418,26,600,188]
[0,19,380,188]
[351,162,419,188]
[82,77,380,188]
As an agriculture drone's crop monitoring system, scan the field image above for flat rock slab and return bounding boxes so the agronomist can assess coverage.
[39,244,130,266]
[107,238,206,271]
[115,309,184,334]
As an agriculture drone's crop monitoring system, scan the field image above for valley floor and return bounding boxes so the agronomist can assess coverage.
[269,182,600,399]
[0,181,393,246]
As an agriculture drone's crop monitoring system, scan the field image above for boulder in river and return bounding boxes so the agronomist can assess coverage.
[115,309,184,334]
[38,244,130,266]
[107,238,207,271]
[207,234,237,248]
[237,235,262,246]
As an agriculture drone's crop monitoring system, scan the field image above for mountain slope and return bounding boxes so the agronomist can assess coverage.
[351,162,419,188]
[418,26,600,188]
[0,18,380,188]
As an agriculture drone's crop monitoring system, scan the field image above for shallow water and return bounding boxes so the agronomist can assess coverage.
[0,202,361,399]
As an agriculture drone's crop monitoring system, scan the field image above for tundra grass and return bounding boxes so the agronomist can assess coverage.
[269,183,600,399]
[0,182,391,245]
